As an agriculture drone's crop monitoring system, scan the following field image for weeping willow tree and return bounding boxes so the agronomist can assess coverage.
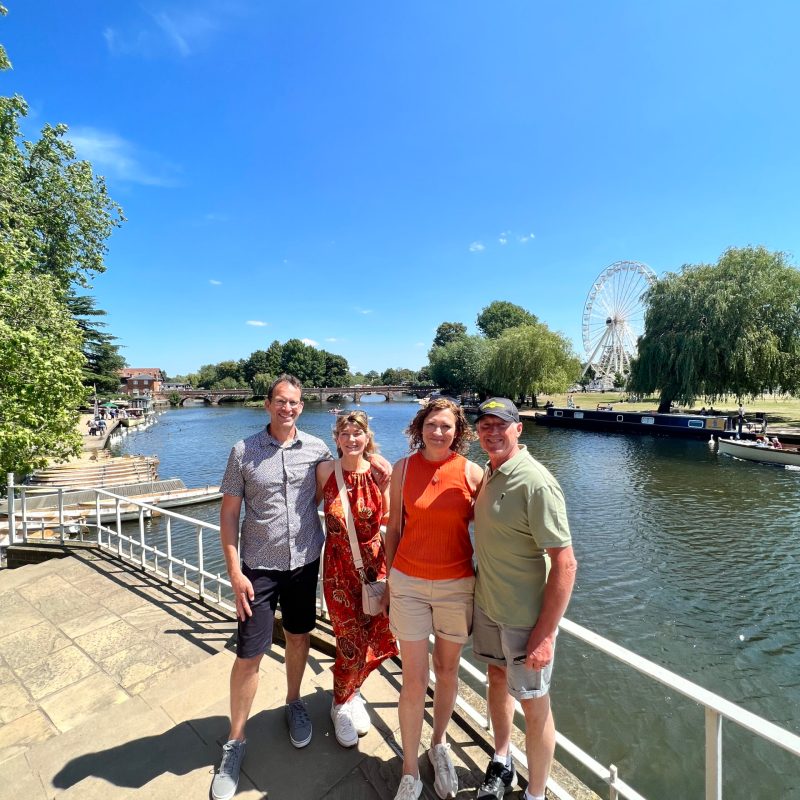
[629,246,800,413]
[483,323,581,406]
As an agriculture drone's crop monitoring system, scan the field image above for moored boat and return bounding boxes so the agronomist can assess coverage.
[717,438,800,467]
[535,405,737,439]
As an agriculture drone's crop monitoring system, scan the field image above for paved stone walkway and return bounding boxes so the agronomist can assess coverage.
[0,550,552,799]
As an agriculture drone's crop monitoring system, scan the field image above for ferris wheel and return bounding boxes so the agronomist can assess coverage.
[581,260,657,386]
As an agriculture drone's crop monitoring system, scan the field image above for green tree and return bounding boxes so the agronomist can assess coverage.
[251,372,274,397]
[416,365,433,384]
[476,301,537,339]
[429,336,494,395]
[167,392,182,407]
[280,339,325,385]
[215,360,245,386]
[195,364,219,389]
[322,351,350,387]
[381,367,418,385]
[483,323,581,406]
[629,246,800,412]
[0,98,124,292]
[243,350,270,384]
[431,321,468,351]
[1,271,87,485]
[364,370,380,385]
[211,376,244,391]
[67,293,126,393]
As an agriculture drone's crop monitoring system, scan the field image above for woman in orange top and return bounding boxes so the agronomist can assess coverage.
[383,398,484,800]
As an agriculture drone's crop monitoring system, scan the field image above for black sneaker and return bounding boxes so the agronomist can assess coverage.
[477,758,516,799]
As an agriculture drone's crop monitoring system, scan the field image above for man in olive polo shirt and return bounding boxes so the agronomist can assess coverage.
[472,398,577,800]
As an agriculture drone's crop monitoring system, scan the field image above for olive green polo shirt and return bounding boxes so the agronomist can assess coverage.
[474,445,572,627]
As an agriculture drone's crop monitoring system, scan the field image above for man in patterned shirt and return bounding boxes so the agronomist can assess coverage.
[211,374,388,800]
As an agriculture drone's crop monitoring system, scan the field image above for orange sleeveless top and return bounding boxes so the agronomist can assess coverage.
[392,451,475,580]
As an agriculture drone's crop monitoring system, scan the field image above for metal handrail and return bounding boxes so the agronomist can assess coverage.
[4,475,799,800]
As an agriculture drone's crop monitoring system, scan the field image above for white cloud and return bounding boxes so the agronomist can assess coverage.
[414,342,425,347]
[469,241,485,253]
[204,212,229,223]
[302,338,319,347]
[518,233,535,243]
[209,279,222,285]
[103,6,227,59]
[325,337,340,343]
[355,307,373,315]
[67,127,179,186]
[246,320,268,327]
[498,230,510,245]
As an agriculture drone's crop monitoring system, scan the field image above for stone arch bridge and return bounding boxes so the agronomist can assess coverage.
[161,386,438,406]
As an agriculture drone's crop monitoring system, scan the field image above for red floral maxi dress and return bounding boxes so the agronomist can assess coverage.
[322,467,398,705]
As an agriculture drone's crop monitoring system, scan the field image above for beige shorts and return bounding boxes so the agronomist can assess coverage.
[388,567,474,644]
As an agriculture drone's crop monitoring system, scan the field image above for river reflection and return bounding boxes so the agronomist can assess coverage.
[111,401,800,798]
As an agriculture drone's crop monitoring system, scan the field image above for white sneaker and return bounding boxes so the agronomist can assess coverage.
[330,702,358,747]
[428,743,458,799]
[393,774,423,800]
[348,691,371,736]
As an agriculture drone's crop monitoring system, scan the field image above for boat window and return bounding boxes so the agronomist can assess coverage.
[616,415,624,422]
[642,417,655,425]
[688,419,704,428]
[554,410,563,417]
[574,411,584,419]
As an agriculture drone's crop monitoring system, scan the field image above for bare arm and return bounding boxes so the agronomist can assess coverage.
[220,493,253,622]
[524,545,578,669]
[466,460,485,498]
[379,458,405,616]
[315,460,335,505]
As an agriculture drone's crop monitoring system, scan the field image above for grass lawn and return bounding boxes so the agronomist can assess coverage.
[527,393,800,429]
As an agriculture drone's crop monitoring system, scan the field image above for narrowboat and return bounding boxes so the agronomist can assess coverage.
[534,405,743,439]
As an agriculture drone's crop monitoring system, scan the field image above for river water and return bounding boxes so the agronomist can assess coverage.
[110,399,800,799]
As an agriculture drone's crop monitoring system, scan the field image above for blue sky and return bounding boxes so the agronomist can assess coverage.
[5,2,800,376]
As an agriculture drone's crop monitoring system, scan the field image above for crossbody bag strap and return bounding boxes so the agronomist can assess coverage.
[334,460,366,579]
[399,456,409,536]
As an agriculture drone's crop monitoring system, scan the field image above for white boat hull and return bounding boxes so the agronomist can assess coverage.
[718,438,800,467]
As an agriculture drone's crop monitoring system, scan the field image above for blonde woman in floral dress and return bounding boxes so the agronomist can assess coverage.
[316,410,398,748]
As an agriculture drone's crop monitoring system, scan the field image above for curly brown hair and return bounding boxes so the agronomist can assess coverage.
[405,398,475,455]
[332,410,378,458]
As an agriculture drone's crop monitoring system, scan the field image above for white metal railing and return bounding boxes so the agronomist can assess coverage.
[4,475,800,800]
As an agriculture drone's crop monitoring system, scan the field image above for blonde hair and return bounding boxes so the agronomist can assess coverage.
[405,398,475,455]
[332,410,378,458]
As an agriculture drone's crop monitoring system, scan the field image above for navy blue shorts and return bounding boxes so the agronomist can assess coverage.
[236,558,320,659]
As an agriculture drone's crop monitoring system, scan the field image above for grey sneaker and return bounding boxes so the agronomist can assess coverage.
[211,739,246,800]
[428,743,458,799]
[285,699,312,748]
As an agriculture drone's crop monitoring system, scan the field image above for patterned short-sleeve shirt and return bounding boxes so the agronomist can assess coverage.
[220,426,332,571]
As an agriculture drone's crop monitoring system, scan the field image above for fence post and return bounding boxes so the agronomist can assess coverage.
[57,487,65,543]
[609,764,618,800]
[705,708,722,800]
[95,493,102,546]
[6,473,15,545]
[196,526,204,599]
